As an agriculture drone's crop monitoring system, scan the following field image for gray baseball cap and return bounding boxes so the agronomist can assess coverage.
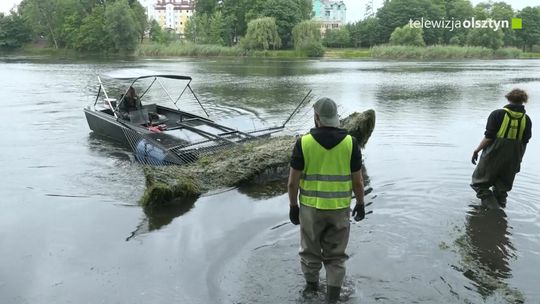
[313,97,340,128]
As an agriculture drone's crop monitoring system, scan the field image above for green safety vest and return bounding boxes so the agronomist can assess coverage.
[496,108,527,141]
[299,133,353,210]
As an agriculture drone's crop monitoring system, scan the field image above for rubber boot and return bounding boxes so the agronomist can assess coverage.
[496,197,507,208]
[302,281,319,298]
[481,194,499,210]
[327,286,341,303]
[493,193,507,208]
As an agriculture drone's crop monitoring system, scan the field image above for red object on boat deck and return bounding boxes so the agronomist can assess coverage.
[148,126,162,133]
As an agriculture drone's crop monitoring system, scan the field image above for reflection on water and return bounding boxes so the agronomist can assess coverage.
[238,180,288,200]
[87,133,133,162]
[144,197,197,231]
[455,207,524,303]
[127,197,197,240]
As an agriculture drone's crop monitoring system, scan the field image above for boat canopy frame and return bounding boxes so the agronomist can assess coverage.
[94,73,209,118]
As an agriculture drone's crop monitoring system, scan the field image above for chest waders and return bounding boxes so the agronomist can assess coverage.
[471,108,527,205]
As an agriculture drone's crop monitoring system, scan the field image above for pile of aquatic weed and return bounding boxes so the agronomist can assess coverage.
[341,109,376,148]
[142,110,376,207]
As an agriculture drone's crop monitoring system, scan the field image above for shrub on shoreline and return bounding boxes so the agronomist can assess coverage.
[371,45,523,59]
[137,41,323,58]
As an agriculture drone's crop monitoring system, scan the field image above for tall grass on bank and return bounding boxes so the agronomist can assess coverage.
[522,52,540,58]
[137,42,319,58]
[325,48,371,59]
[371,45,523,59]
[137,42,245,57]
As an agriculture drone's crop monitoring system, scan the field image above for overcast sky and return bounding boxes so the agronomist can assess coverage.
[1,0,538,22]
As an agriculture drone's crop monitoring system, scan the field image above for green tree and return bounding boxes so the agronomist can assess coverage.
[130,0,147,43]
[149,19,162,42]
[156,30,176,45]
[184,16,196,42]
[80,0,105,15]
[241,17,281,50]
[184,14,209,44]
[490,2,516,46]
[302,41,325,57]
[472,2,491,19]
[292,20,321,49]
[346,22,360,48]
[389,24,425,46]
[209,11,225,45]
[474,2,518,47]
[348,17,382,47]
[219,0,268,45]
[442,0,474,44]
[0,12,31,50]
[60,12,83,49]
[515,6,540,51]
[376,0,445,45]
[466,28,504,49]
[104,0,138,53]
[323,27,351,48]
[195,0,219,15]
[19,0,82,48]
[292,20,324,57]
[261,0,303,48]
[75,6,110,52]
[294,0,313,20]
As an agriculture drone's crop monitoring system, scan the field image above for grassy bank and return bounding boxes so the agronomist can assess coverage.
[136,42,372,59]
[136,42,245,57]
[1,44,139,59]
[371,45,524,59]
[137,43,539,60]
[6,42,539,60]
[325,48,371,59]
[137,42,312,58]
[522,52,540,59]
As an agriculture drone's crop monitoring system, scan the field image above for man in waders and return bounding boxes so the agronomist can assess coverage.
[471,88,532,208]
[287,97,365,303]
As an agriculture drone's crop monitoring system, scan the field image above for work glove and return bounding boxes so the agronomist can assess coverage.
[471,150,479,165]
[352,203,365,222]
[289,205,300,225]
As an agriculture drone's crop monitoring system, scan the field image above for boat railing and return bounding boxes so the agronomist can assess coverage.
[95,76,118,118]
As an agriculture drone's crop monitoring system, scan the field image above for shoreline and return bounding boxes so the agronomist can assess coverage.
[2,44,539,60]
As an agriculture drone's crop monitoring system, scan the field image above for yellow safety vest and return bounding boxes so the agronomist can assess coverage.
[496,108,527,141]
[299,134,353,210]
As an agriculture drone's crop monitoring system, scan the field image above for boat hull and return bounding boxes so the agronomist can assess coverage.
[84,107,130,147]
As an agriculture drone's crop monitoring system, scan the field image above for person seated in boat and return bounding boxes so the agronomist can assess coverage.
[119,86,142,120]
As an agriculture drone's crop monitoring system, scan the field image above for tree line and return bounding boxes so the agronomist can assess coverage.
[0,0,539,54]
[349,0,540,51]
[0,0,146,53]
[186,0,539,53]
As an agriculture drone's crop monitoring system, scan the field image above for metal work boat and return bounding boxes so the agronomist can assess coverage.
[84,70,309,165]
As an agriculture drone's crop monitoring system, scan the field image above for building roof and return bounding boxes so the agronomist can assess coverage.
[154,0,194,10]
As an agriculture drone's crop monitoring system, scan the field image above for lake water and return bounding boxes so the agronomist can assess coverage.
[0,57,539,303]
